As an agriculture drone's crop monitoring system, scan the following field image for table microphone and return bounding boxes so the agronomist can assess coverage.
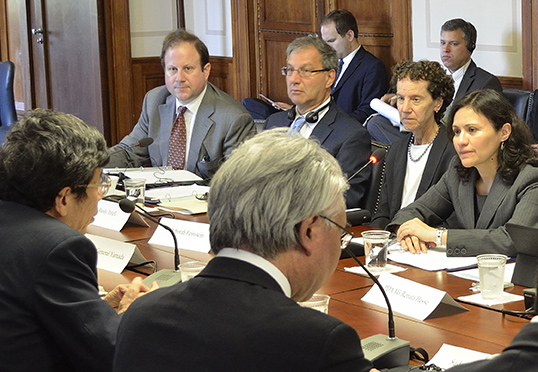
[110,137,154,156]
[119,198,183,288]
[344,246,410,369]
[347,148,386,182]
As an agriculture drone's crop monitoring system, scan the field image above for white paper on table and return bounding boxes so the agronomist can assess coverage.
[427,344,493,369]
[457,292,524,306]
[104,168,202,185]
[145,185,210,201]
[449,262,516,284]
[86,234,136,273]
[362,272,468,321]
[148,218,210,253]
[388,247,478,271]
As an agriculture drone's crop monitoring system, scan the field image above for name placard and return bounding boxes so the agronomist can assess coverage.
[148,218,211,253]
[362,273,468,321]
[90,200,130,231]
[86,234,136,273]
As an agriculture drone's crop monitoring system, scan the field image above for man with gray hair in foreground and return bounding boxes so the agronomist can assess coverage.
[114,128,375,372]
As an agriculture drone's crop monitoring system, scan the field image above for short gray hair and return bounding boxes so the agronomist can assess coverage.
[0,109,109,212]
[286,35,339,72]
[208,128,348,259]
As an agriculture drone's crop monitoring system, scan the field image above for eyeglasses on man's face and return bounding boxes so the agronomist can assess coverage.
[320,215,354,250]
[81,173,111,196]
[281,66,331,78]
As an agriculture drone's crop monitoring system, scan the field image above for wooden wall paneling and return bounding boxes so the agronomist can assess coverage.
[0,0,7,59]
[259,32,296,103]
[103,0,134,145]
[231,0,257,100]
[208,56,234,96]
[522,0,537,90]
[131,57,165,128]
[258,0,324,32]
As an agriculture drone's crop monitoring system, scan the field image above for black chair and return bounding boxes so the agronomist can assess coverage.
[502,88,534,123]
[525,89,538,143]
[0,61,17,144]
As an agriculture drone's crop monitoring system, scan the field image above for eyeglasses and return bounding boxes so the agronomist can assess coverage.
[281,66,331,78]
[320,215,354,250]
[80,173,111,196]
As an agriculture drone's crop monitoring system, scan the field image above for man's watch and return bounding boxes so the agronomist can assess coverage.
[435,228,445,247]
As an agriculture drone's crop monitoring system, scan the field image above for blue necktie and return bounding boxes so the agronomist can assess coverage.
[288,116,306,136]
[332,59,344,93]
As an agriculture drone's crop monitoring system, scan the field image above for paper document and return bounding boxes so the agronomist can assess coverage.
[428,344,493,369]
[449,262,515,283]
[104,167,202,185]
[388,247,478,271]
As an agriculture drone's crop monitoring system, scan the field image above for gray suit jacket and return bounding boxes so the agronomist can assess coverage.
[387,157,538,257]
[108,83,255,179]
[370,127,457,229]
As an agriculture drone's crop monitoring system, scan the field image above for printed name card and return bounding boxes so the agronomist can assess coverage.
[148,218,211,253]
[362,273,468,321]
[90,200,131,231]
[87,234,136,273]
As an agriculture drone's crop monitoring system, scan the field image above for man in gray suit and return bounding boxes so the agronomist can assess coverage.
[108,29,255,179]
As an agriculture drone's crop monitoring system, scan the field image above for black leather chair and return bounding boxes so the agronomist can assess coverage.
[502,88,534,122]
[0,61,17,144]
[525,89,538,143]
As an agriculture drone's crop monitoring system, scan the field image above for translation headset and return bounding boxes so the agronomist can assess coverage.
[287,98,332,123]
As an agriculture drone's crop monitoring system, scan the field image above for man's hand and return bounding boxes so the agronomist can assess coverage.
[104,277,159,314]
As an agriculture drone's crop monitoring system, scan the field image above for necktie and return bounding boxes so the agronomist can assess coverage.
[168,106,188,169]
[332,59,344,93]
[288,115,306,136]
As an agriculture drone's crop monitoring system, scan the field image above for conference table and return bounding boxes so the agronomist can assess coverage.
[91,213,531,363]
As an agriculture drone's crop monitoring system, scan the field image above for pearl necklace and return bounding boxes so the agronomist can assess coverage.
[407,126,440,163]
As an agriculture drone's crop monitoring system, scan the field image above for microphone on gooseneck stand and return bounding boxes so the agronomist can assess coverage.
[346,148,387,226]
[109,137,154,156]
[119,198,183,288]
[344,246,410,369]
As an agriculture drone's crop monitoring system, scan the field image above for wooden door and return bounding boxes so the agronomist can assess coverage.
[26,0,106,133]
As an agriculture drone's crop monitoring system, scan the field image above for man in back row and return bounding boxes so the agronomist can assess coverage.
[108,29,255,179]
[367,18,502,144]
[264,35,372,209]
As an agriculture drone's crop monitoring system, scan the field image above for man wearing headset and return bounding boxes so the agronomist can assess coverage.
[264,35,371,209]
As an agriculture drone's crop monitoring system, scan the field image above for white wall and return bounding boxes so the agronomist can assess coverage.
[412,0,522,77]
[129,0,232,58]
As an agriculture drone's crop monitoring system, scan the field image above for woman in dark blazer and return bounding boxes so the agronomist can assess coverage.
[370,60,456,228]
[388,89,538,256]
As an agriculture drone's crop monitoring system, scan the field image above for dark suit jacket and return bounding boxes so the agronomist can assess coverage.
[453,59,503,103]
[370,127,457,228]
[108,82,256,179]
[387,157,538,257]
[0,201,120,372]
[332,47,388,124]
[114,257,373,372]
[446,322,538,372]
[264,101,372,208]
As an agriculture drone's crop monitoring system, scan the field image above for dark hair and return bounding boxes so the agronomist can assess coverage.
[160,29,210,69]
[441,18,477,53]
[447,89,538,184]
[0,109,109,212]
[321,9,359,39]
[390,60,455,123]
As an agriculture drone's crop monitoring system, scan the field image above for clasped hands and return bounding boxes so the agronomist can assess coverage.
[104,277,159,314]
[396,218,439,254]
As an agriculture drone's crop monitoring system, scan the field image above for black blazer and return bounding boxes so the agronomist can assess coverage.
[0,201,120,372]
[332,47,388,124]
[114,257,373,372]
[370,126,457,228]
[454,60,503,103]
[264,101,372,208]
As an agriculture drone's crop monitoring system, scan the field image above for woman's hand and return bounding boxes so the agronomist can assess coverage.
[396,218,437,254]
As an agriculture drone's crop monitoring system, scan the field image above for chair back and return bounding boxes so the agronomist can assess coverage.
[0,61,17,144]
[502,88,534,122]
[361,141,389,216]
